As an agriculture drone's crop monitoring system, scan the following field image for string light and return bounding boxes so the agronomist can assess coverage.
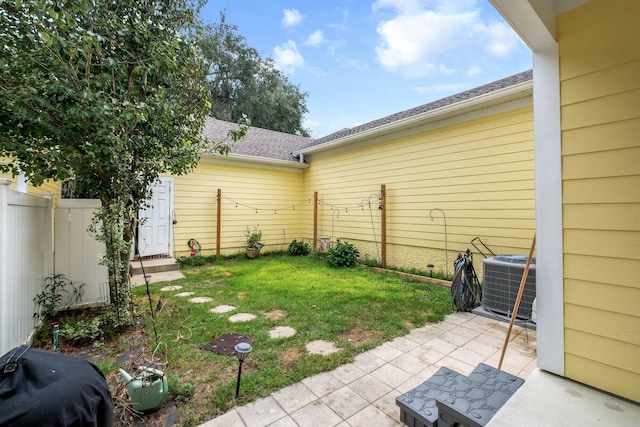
[218,192,381,215]
[219,195,313,214]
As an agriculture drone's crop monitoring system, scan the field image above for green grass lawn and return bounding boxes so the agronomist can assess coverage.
[131,254,452,426]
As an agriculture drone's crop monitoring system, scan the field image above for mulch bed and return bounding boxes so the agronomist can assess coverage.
[202,333,254,356]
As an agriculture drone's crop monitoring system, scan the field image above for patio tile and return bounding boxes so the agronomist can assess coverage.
[348,374,393,403]
[473,331,506,348]
[396,365,439,393]
[272,382,318,413]
[448,346,488,367]
[353,351,386,373]
[345,405,401,427]
[389,353,428,375]
[302,372,345,398]
[388,336,421,352]
[374,390,403,420]
[368,343,404,362]
[432,320,458,331]
[267,416,298,427]
[321,387,369,419]
[448,324,482,340]
[437,355,475,376]
[330,363,366,385]
[406,326,442,343]
[199,409,245,427]
[411,345,446,365]
[370,364,411,389]
[237,396,287,427]
[421,337,458,355]
[290,401,342,427]
[461,339,499,357]
[439,331,472,347]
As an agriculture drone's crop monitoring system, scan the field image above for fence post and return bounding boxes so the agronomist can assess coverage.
[216,188,221,257]
[381,184,387,267]
[313,191,318,249]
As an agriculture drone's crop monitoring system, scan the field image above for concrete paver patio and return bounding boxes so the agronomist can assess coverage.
[199,311,537,427]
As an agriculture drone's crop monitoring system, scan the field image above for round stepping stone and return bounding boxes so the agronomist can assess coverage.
[160,285,183,292]
[189,296,213,303]
[269,326,296,339]
[306,340,340,356]
[210,305,236,313]
[175,292,195,297]
[228,313,256,322]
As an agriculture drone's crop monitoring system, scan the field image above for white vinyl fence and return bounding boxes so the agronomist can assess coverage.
[55,199,109,309]
[0,182,109,356]
[0,181,53,356]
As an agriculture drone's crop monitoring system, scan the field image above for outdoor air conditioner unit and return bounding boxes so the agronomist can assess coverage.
[482,255,536,320]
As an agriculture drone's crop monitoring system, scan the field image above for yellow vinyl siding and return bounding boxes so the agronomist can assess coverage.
[171,161,306,257]
[304,106,535,272]
[559,0,640,402]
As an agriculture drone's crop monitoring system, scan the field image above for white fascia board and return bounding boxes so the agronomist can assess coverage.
[296,80,532,157]
[200,153,308,171]
[490,0,557,50]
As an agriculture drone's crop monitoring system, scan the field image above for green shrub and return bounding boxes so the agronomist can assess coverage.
[288,239,311,256]
[326,242,360,268]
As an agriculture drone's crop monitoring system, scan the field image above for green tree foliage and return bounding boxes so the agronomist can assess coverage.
[200,12,310,136]
[0,0,247,315]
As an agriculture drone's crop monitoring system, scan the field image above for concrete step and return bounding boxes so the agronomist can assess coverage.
[130,258,179,276]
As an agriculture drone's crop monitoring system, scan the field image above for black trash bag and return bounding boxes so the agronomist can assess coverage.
[0,345,113,427]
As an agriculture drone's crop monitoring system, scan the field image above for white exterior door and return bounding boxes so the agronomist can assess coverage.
[138,177,173,257]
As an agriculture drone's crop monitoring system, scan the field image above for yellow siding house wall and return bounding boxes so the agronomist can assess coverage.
[170,158,307,257]
[558,0,640,402]
[303,105,535,275]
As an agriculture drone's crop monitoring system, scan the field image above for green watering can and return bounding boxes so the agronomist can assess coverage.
[119,366,168,412]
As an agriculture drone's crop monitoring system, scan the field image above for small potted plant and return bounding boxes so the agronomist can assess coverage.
[244,225,263,259]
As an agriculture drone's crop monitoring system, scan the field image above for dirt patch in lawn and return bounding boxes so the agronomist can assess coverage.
[262,309,286,320]
[278,347,303,365]
[338,326,383,346]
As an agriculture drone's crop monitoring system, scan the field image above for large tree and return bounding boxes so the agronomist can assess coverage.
[200,13,310,137]
[0,0,246,318]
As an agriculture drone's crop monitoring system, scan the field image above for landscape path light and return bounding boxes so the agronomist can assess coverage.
[234,342,252,399]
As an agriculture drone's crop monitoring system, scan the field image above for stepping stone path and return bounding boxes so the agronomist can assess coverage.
[189,296,213,303]
[175,292,195,297]
[160,285,182,292]
[228,313,256,322]
[210,305,236,313]
[269,326,296,339]
[306,340,340,356]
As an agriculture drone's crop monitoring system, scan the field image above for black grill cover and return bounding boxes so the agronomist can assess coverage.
[0,345,113,427]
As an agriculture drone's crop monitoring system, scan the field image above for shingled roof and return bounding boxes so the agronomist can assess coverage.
[202,116,311,163]
[308,70,533,147]
[201,70,532,163]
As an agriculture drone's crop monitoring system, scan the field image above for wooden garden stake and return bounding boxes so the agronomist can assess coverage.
[498,233,536,370]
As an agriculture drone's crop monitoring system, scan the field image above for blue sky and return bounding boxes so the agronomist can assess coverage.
[200,0,532,138]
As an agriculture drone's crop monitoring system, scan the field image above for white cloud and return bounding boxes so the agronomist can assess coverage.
[305,30,325,47]
[372,0,523,78]
[281,9,303,27]
[477,22,519,57]
[273,40,305,75]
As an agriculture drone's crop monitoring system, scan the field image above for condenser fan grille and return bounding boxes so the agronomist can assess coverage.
[482,255,536,319]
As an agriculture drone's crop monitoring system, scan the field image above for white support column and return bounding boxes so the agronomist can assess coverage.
[533,45,564,376]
